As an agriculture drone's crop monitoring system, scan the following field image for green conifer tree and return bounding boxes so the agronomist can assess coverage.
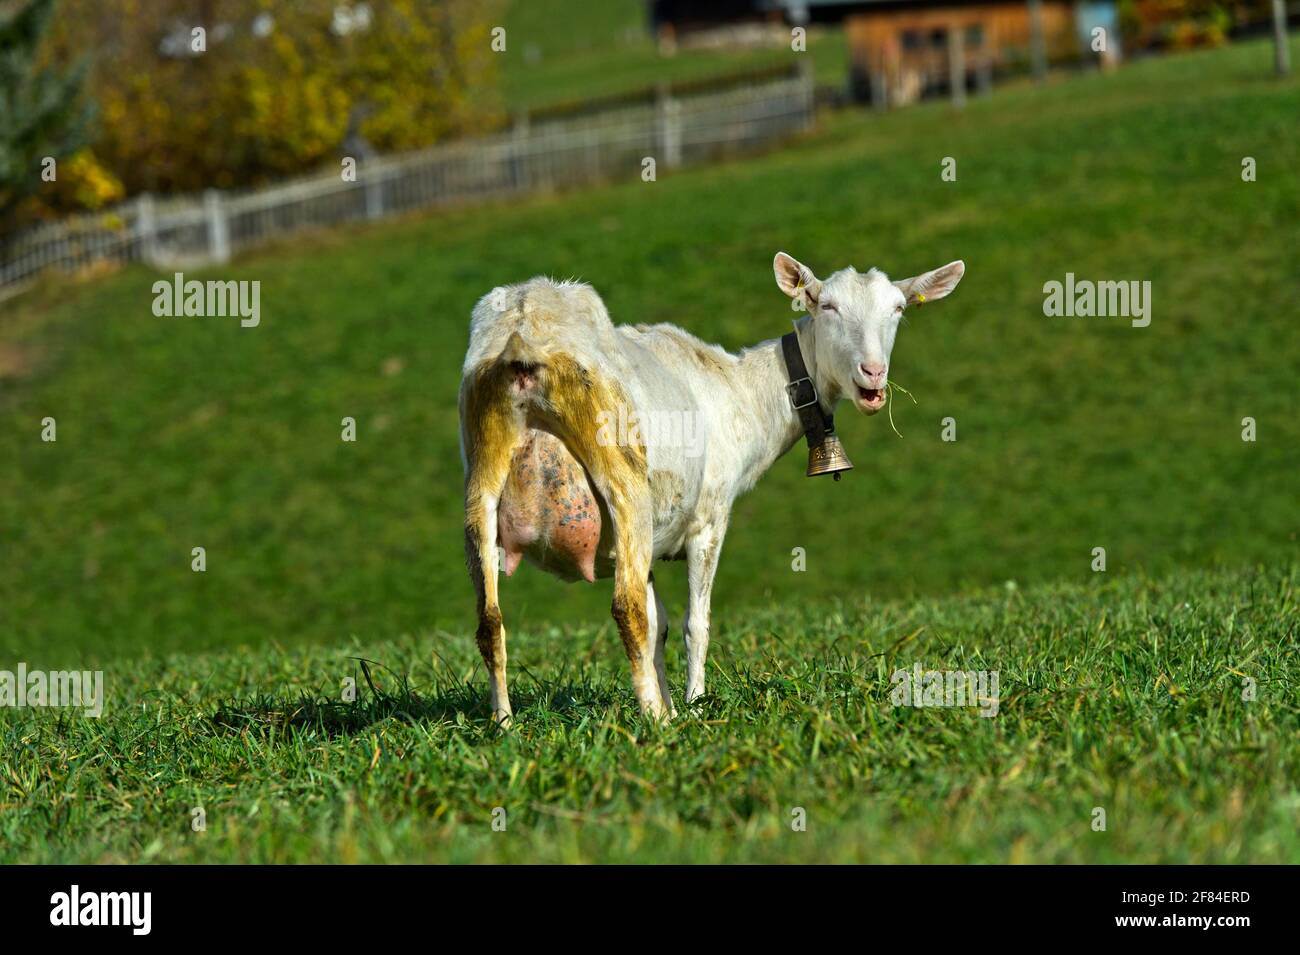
[0,0,93,227]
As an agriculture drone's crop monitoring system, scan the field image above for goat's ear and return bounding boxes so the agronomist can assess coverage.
[773,252,822,307]
[894,260,965,306]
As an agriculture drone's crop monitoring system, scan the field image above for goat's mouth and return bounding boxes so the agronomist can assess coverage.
[856,386,887,414]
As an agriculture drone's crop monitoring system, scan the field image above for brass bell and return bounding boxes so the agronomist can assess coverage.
[806,432,854,480]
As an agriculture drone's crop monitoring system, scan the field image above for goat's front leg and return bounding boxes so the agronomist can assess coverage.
[647,573,677,718]
[683,522,726,704]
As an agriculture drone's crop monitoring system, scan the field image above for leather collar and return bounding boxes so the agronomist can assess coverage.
[780,330,836,450]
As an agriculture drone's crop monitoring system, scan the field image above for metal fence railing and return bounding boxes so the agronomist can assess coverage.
[0,66,814,299]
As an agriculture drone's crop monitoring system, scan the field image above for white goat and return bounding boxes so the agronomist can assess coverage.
[459,252,965,724]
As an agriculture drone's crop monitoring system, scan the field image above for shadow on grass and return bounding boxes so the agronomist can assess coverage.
[210,658,623,739]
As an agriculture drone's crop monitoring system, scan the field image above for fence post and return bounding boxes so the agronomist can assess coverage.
[976,55,993,96]
[512,111,532,191]
[656,82,682,169]
[204,189,230,264]
[137,192,158,265]
[1028,0,1048,82]
[1273,0,1291,76]
[364,165,385,220]
[870,63,888,110]
[797,59,816,130]
[948,27,967,108]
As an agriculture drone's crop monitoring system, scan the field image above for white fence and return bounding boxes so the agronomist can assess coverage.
[0,67,814,297]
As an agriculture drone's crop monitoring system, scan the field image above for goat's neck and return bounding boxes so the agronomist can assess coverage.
[733,318,842,480]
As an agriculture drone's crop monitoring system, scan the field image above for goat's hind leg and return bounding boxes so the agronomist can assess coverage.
[559,436,665,719]
[609,515,668,721]
[531,352,667,720]
[464,503,511,727]
[583,461,665,719]
[461,368,526,727]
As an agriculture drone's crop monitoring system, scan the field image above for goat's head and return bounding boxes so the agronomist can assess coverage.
[773,252,965,415]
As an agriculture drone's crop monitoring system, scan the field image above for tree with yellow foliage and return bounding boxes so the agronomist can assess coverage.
[50,0,499,195]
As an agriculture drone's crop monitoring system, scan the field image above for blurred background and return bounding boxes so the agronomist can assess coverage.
[1,0,1296,664]
[2,0,1292,227]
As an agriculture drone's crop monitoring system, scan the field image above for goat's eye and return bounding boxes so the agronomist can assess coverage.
[821,302,836,312]
[894,305,904,314]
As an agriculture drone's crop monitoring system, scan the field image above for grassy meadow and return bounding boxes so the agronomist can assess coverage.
[3,566,1295,863]
[497,0,851,110]
[0,36,1297,862]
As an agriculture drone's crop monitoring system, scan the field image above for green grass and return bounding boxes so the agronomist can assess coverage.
[2,565,1295,863]
[498,0,850,110]
[1,39,1298,862]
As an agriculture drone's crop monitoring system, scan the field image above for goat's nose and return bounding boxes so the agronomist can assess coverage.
[860,362,886,380]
